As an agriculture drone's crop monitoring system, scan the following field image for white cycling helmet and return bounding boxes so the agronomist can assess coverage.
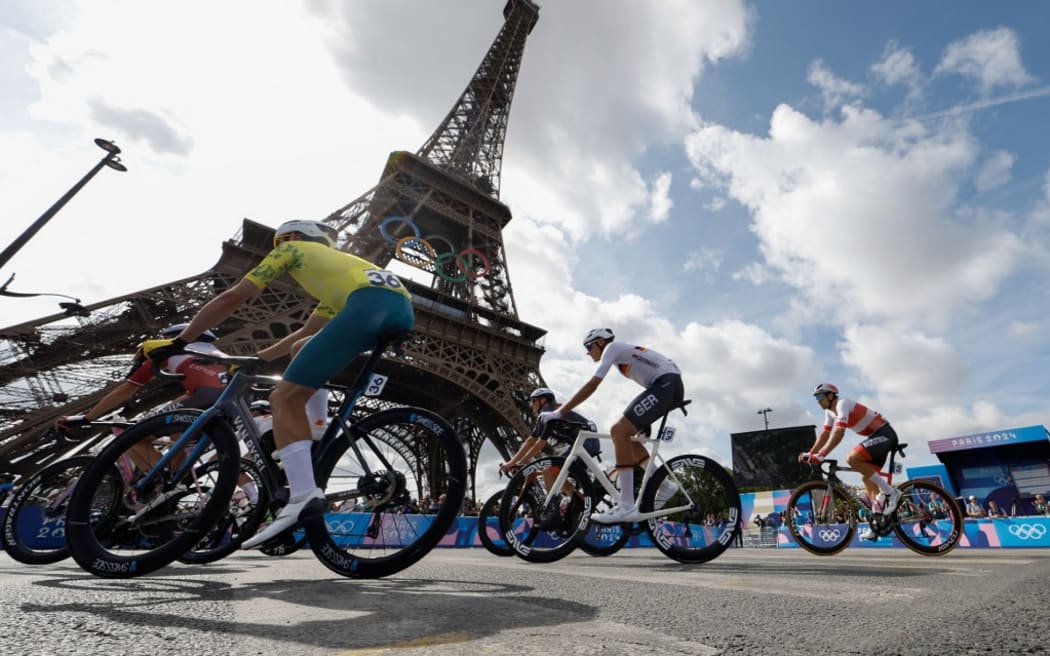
[274,219,338,248]
[159,323,217,342]
[812,383,839,397]
[583,327,614,349]
[529,387,556,401]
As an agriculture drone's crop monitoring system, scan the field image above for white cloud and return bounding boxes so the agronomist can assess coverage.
[647,171,674,222]
[872,41,922,92]
[838,325,969,412]
[1031,168,1050,224]
[807,59,865,110]
[974,150,1014,192]
[1007,321,1039,337]
[934,27,1033,93]
[704,196,726,212]
[732,262,773,285]
[685,103,1025,329]
[683,246,723,274]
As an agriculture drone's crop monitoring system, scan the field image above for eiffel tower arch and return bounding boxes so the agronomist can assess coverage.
[0,0,546,501]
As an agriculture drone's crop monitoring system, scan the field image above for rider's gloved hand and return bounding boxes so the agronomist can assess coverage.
[141,337,187,363]
[537,410,562,424]
[801,452,825,464]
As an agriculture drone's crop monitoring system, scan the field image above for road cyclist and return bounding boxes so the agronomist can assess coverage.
[63,219,467,578]
[787,383,963,555]
[499,328,740,564]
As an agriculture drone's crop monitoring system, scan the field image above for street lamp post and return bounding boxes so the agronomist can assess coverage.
[757,407,772,431]
[0,139,126,315]
[0,138,127,271]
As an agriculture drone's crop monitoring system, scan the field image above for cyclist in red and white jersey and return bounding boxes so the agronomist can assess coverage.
[800,383,901,539]
[538,328,684,524]
[56,324,229,473]
[57,324,227,426]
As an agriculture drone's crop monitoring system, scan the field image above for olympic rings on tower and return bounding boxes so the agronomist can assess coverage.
[380,216,491,282]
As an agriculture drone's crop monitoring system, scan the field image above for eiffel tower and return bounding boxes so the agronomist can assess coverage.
[0,0,545,501]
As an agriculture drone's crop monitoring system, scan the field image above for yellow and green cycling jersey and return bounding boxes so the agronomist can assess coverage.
[244,241,410,318]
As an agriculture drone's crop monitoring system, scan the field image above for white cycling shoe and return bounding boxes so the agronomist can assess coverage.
[859,527,878,541]
[591,503,642,524]
[881,488,903,516]
[242,488,324,549]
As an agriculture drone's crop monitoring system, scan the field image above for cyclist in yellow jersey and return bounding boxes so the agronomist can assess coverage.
[143,219,414,548]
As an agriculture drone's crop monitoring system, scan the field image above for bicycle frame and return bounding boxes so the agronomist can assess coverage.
[543,410,694,523]
[815,446,902,511]
[139,338,405,513]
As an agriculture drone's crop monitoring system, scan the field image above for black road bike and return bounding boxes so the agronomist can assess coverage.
[65,331,467,578]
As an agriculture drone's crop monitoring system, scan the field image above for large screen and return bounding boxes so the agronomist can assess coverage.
[731,425,819,491]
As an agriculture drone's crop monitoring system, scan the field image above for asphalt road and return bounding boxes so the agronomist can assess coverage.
[1,547,1046,655]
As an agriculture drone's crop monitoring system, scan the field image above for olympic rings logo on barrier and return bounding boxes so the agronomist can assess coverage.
[327,519,356,534]
[818,528,841,541]
[380,216,491,283]
[1008,523,1047,540]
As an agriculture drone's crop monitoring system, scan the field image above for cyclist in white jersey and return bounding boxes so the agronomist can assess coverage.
[800,383,902,539]
[537,328,683,524]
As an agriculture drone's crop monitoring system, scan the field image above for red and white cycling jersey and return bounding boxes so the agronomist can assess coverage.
[126,342,228,394]
[822,397,888,437]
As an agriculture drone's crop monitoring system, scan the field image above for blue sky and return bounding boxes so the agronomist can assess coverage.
[2,1,1049,497]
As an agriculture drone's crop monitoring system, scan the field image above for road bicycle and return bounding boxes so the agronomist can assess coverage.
[785,443,963,556]
[65,329,467,579]
[479,475,631,560]
[499,401,741,564]
[1,418,128,565]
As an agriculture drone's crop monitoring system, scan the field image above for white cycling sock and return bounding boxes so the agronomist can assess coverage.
[869,472,896,496]
[277,440,317,499]
[305,388,330,440]
[618,467,635,507]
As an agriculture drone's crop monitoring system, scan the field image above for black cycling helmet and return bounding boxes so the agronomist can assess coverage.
[159,323,217,342]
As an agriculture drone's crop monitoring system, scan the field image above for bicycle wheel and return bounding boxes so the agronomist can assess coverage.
[306,407,468,578]
[2,456,121,565]
[785,480,857,556]
[178,458,270,564]
[578,490,631,557]
[891,481,963,556]
[639,454,741,564]
[65,410,241,578]
[497,456,594,564]
[477,490,513,557]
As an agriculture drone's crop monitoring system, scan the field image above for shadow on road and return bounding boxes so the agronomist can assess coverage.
[27,567,598,652]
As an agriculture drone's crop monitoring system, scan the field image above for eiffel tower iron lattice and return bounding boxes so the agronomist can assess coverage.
[0,0,546,503]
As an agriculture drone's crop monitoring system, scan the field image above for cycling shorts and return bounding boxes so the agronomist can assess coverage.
[851,424,898,468]
[284,287,414,389]
[623,373,684,432]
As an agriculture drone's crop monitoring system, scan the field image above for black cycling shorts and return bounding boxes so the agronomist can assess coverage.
[852,424,899,468]
[623,373,685,432]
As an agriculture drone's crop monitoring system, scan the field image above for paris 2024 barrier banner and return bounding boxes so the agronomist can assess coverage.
[323,513,1050,550]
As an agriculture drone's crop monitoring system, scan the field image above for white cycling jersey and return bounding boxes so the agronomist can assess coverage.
[593,342,680,387]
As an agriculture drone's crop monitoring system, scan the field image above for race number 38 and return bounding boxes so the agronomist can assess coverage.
[364,269,404,288]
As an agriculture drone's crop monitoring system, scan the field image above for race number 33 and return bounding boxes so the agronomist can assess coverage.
[364,269,403,288]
